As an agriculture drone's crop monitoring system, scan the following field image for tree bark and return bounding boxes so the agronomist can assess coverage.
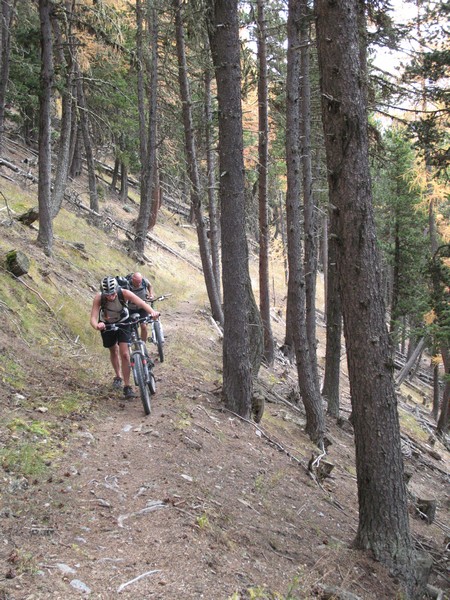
[395,338,426,386]
[50,2,74,218]
[299,0,318,381]
[37,0,54,256]
[173,0,223,325]
[256,0,274,365]
[322,208,342,418]
[204,67,221,301]
[119,161,128,203]
[0,0,16,153]
[207,0,253,417]
[285,0,325,446]
[135,2,158,257]
[315,0,417,594]
[75,62,98,213]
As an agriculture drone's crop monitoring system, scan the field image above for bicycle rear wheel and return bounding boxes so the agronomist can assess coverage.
[152,320,164,363]
[134,353,151,415]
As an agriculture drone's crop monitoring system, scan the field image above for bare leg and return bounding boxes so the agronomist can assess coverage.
[109,344,121,378]
[119,342,131,386]
[140,323,148,343]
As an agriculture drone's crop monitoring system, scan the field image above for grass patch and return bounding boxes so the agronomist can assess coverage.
[0,352,26,389]
[0,418,55,477]
[398,408,429,442]
[48,390,93,417]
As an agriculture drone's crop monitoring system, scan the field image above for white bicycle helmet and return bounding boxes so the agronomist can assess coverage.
[100,276,118,295]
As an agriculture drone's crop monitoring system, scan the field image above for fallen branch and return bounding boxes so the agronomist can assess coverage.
[222,407,308,473]
[117,500,167,528]
[0,157,38,183]
[117,569,161,593]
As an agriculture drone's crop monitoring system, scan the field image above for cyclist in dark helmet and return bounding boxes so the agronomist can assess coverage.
[90,276,159,399]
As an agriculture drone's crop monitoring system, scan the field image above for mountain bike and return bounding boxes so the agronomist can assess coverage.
[148,294,170,363]
[105,314,156,415]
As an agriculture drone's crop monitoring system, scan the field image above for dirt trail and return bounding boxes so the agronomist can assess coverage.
[1,294,448,600]
[0,152,448,598]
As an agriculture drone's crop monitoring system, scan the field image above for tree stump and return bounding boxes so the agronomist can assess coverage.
[251,390,265,423]
[16,207,39,226]
[6,250,30,277]
[415,498,437,523]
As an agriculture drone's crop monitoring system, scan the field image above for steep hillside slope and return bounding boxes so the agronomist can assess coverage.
[0,144,449,600]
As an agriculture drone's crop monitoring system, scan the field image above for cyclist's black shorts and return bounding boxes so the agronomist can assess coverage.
[101,323,131,348]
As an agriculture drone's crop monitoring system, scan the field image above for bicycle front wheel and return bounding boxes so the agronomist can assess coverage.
[147,367,156,395]
[134,353,151,415]
[153,320,164,363]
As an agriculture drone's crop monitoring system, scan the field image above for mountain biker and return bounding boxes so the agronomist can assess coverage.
[127,272,154,343]
[90,276,159,399]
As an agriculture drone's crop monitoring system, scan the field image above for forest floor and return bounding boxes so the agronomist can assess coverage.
[0,139,449,600]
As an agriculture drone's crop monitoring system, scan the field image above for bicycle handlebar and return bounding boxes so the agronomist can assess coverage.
[149,294,171,303]
[103,313,156,331]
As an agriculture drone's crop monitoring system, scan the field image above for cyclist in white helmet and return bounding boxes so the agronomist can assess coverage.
[90,276,159,399]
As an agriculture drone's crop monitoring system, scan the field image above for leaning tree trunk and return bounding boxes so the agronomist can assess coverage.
[50,4,74,219]
[207,0,253,417]
[37,0,54,257]
[315,0,419,595]
[173,0,223,326]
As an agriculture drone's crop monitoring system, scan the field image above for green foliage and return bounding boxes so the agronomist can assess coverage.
[428,244,450,353]
[372,126,430,339]
[7,1,40,141]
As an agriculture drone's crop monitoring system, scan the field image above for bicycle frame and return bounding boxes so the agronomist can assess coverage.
[128,315,153,384]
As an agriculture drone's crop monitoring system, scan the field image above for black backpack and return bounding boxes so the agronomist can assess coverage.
[116,275,130,290]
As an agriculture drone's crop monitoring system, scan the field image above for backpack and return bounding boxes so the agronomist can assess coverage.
[116,275,130,290]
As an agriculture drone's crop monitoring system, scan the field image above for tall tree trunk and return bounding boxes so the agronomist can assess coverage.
[69,119,82,178]
[135,2,158,257]
[37,0,54,257]
[204,67,221,299]
[119,161,128,202]
[256,0,274,365]
[299,0,318,381]
[207,0,253,417]
[322,207,342,419]
[286,0,325,446]
[75,63,98,213]
[148,164,160,230]
[50,2,74,218]
[315,0,419,595]
[110,156,119,192]
[136,0,147,191]
[0,0,16,153]
[173,0,223,325]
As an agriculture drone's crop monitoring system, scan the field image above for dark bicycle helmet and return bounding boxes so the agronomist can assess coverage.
[100,276,118,295]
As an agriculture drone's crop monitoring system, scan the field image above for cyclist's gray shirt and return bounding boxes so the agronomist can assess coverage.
[100,294,128,324]
[128,279,149,310]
